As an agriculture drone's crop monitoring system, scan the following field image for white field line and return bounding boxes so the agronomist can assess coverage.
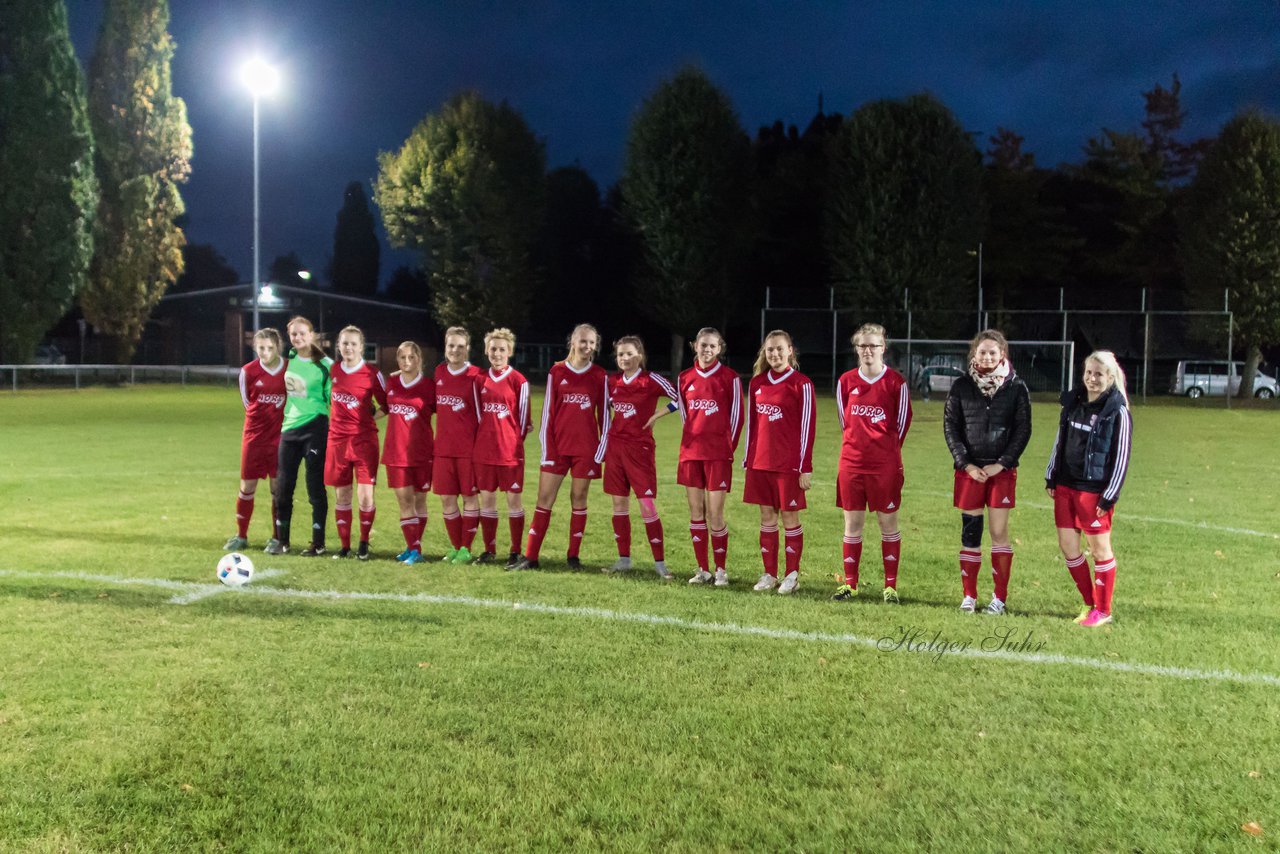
[911,490,1279,539]
[167,568,286,605]
[2,569,1279,690]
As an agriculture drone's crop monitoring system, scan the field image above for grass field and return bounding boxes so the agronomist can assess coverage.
[2,385,1278,851]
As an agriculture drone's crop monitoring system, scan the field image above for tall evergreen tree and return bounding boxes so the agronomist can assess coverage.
[826,93,984,334]
[82,0,191,363]
[329,181,380,296]
[622,66,752,371]
[0,0,98,364]
[374,91,545,334]
[1181,110,1280,396]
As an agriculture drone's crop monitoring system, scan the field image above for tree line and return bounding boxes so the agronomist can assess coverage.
[3,2,1279,389]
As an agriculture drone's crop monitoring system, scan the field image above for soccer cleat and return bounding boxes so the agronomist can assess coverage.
[882,587,900,605]
[401,550,426,566]
[451,546,472,564]
[441,548,459,563]
[356,542,371,561]
[504,552,522,569]
[603,557,632,574]
[1073,608,1093,624]
[474,551,498,565]
[263,539,287,556]
[509,556,539,571]
[688,570,713,585]
[960,595,977,613]
[299,544,326,557]
[1079,608,1112,628]
[565,556,583,570]
[713,569,729,587]
[331,548,352,559]
[984,598,1006,616]
[752,574,778,592]
[832,584,858,601]
[777,571,799,595]
[654,561,673,580]
[395,548,412,562]
[224,536,249,551]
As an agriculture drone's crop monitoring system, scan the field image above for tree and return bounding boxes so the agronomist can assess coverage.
[374,91,545,334]
[1181,110,1280,396]
[81,0,191,363]
[329,181,379,296]
[533,165,605,335]
[268,251,314,288]
[826,93,984,334]
[622,66,752,372]
[384,265,430,307]
[171,243,238,292]
[0,0,98,364]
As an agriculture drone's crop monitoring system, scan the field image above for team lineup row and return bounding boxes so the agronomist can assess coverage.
[227,317,1133,627]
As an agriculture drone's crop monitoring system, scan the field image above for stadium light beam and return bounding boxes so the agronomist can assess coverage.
[241,58,280,337]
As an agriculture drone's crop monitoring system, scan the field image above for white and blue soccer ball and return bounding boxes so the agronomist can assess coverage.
[217,552,255,586]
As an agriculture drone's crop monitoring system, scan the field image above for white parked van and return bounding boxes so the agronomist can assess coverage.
[1169,360,1278,398]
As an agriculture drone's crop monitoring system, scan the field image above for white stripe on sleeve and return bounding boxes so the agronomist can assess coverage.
[239,368,251,411]
[799,381,813,471]
[1103,408,1132,502]
[539,373,554,465]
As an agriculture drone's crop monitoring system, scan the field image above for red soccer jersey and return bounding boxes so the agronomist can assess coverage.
[677,360,743,462]
[836,366,912,473]
[239,357,288,445]
[382,372,435,467]
[475,366,531,466]
[433,362,483,458]
[605,369,677,449]
[329,361,388,439]
[539,360,609,464]
[743,368,816,474]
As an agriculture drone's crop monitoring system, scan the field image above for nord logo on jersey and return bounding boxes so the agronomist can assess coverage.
[258,394,286,407]
[756,403,783,421]
[848,404,887,423]
[687,399,719,415]
[563,392,592,410]
[482,402,511,418]
[388,403,419,420]
[613,401,637,418]
[437,394,467,412]
[332,391,361,409]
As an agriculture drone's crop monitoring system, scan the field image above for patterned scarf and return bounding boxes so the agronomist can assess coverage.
[970,358,1010,398]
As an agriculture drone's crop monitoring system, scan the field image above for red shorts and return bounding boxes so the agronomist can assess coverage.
[541,454,601,480]
[433,456,478,496]
[604,442,658,498]
[325,434,379,486]
[677,459,734,492]
[1053,485,1113,533]
[836,467,904,513]
[475,461,524,493]
[953,467,1017,510]
[240,439,279,480]
[743,468,807,510]
[386,463,431,492]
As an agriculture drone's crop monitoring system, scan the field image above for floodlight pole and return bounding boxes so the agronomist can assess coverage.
[251,92,261,336]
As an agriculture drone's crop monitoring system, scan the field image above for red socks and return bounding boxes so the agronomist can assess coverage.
[461,509,480,550]
[783,526,803,574]
[335,505,353,550]
[443,511,462,550]
[235,492,254,539]
[710,526,728,572]
[568,508,588,558]
[524,506,552,561]
[358,508,375,544]
[991,545,1013,602]
[479,510,499,555]
[959,548,981,599]
[612,511,631,558]
[881,531,901,589]
[1093,557,1116,614]
[759,524,779,577]
[507,511,524,555]
[642,513,665,562]
[400,516,417,550]
[1065,553,1093,606]
[414,514,427,551]
[689,520,709,572]
[843,535,863,588]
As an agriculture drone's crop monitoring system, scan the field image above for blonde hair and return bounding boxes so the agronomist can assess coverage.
[286,315,326,360]
[689,327,726,355]
[969,329,1008,363]
[1085,350,1128,402]
[753,330,800,376]
[338,325,365,347]
[444,326,470,345]
[613,335,647,369]
[566,323,599,358]
[396,340,423,362]
[851,322,887,346]
[484,327,516,350]
[253,328,282,351]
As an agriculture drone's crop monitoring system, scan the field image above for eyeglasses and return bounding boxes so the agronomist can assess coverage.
[855,344,883,351]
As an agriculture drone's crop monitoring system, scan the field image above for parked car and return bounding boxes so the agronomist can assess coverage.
[32,344,67,365]
[916,364,965,399]
[1169,360,1278,398]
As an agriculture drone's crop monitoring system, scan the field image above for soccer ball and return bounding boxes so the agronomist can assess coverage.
[217,552,255,586]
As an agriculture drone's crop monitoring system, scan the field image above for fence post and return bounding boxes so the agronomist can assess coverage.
[1226,309,1234,410]
[75,366,80,391]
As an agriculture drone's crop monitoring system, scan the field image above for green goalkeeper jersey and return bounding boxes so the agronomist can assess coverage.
[282,354,334,432]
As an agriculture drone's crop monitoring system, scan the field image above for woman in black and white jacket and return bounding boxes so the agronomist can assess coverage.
[1044,350,1133,628]
[943,330,1032,615]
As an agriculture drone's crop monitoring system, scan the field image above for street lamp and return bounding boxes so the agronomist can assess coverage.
[240,58,279,336]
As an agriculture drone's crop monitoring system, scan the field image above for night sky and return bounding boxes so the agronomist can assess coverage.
[64,1,1280,291]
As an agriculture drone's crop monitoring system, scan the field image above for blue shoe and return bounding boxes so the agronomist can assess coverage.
[395,547,412,562]
[401,550,426,566]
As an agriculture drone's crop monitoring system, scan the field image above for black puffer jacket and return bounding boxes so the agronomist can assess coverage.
[942,371,1032,469]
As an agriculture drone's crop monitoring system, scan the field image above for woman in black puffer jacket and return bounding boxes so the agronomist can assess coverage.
[942,330,1032,615]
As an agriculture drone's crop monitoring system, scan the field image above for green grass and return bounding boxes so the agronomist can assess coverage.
[1,386,1278,852]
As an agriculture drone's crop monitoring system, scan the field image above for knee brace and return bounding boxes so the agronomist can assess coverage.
[961,513,984,549]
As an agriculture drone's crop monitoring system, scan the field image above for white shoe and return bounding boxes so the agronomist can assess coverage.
[777,571,799,595]
[603,557,632,574]
[753,574,778,592]
[713,569,729,587]
[654,561,673,580]
[960,595,977,613]
[688,570,712,585]
[984,598,1006,615]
